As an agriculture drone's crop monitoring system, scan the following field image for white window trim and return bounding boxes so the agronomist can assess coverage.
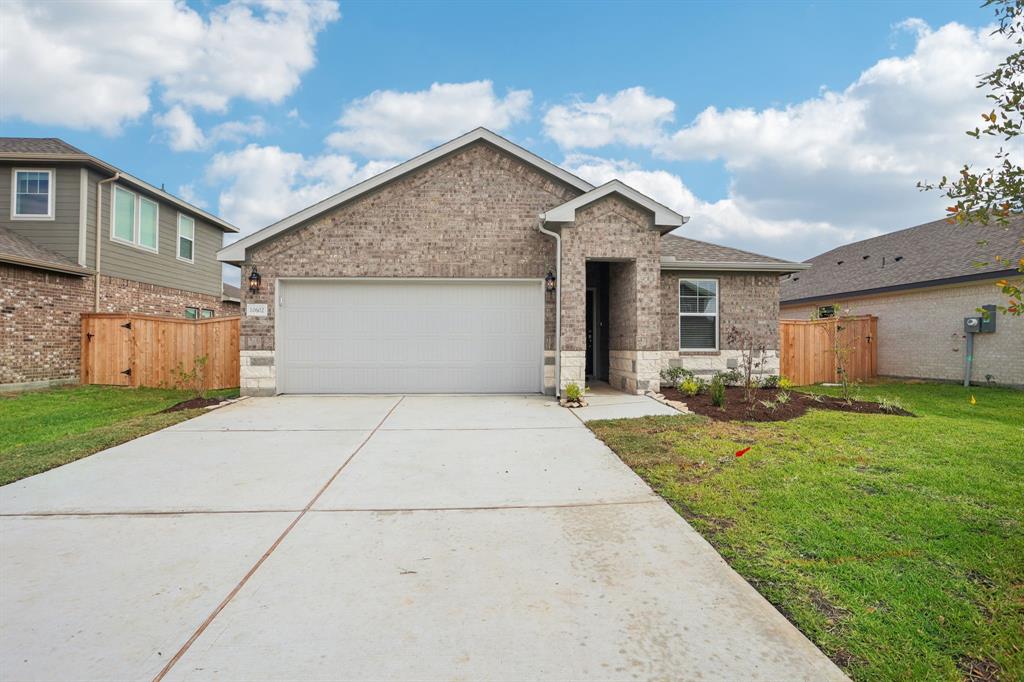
[109,184,159,253]
[176,212,195,264]
[678,277,720,352]
[11,168,55,220]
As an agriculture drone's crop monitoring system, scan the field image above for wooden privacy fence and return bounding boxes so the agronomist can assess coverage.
[780,315,878,386]
[81,313,240,390]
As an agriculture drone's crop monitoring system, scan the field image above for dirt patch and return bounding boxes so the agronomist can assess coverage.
[661,386,914,422]
[957,655,1002,681]
[160,396,227,413]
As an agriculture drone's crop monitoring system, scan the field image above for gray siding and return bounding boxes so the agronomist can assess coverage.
[0,163,83,264]
[83,169,224,297]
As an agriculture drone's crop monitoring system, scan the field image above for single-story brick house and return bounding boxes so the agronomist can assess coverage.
[780,217,1024,387]
[219,128,806,396]
[0,138,239,391]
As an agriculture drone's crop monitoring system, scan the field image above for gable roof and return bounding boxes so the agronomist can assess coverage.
[660,234,808,273]
[218,128,595,263]
[0,137,239,234]
[0,226,90,276]
[780,216,1024,304]
[541,180,685,231]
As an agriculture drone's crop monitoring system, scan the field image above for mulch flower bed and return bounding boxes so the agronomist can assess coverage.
[160,396,229,413]
[661,386,914,422]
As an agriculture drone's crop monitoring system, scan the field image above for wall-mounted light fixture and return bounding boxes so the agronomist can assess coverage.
[248,265,262,294]
[544,270,556,293]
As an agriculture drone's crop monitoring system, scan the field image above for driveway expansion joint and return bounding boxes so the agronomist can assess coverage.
[152,395,406,681]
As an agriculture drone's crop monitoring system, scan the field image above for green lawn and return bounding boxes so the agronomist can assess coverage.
[0,385,238,486]
[589,382,1024,681]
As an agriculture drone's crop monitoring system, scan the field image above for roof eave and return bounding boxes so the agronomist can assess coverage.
[0,152,239,234]
[218,127,595,263]
[0,254,92,276]
[661,259,810,273]
[541,180,687,231]
[780,268,1020,306]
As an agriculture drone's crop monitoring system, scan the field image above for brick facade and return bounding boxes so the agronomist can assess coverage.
[781,279,1024,386]
[237,141,783,397]
[1,263,236,389]
[241,142,579,360]
[559,196,662,393]
[660,271,782,378]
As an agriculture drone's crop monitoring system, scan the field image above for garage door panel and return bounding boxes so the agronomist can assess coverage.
[278,280,543,394]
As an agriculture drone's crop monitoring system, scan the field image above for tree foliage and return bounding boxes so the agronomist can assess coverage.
[919,0,1024,314]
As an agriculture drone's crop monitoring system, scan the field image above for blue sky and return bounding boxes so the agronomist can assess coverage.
[1,0,1009,274]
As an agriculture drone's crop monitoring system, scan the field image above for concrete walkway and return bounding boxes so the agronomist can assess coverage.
[0,395,846,681]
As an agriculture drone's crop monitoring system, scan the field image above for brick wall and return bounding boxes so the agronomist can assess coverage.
[241,141,580,357]
[659,271,782,378]
[0,264,92,386]
[1,263,237,389]
[781,279,1024,386]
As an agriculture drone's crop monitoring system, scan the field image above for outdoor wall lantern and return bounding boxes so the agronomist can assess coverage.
[545,270,557,293]
[248,265,262,294]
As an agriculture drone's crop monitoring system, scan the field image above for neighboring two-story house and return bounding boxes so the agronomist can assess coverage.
[0,138,239,390]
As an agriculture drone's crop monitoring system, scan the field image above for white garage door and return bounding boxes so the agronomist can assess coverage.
[277,279,544,394]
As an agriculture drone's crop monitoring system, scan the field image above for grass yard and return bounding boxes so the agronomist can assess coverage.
[589,382,1024,682]
[0,385,238,486]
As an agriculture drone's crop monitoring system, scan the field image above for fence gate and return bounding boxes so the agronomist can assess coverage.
[780,315,878,386]
[81,313,240,390]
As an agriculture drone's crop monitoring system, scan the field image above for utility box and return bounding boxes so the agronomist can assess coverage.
[965,317,982,334]
[980,304,997,333]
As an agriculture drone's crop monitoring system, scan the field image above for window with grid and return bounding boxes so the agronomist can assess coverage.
[679,279,718,350]
[13,170,53,218]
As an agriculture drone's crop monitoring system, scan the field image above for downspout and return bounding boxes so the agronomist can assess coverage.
[538,217,561,397]
[94,172,120,311]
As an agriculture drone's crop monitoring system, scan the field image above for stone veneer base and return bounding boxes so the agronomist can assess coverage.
[240,350,276,396]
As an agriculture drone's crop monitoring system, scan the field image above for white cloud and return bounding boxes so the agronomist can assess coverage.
[0,0,339,134]
[154,106,267,151]
[543,20,1011,256]
[154,106,208,151]
[325,81,532,157]
[206,144,395,234]
[544,87,675,149]
[563,155,852,259]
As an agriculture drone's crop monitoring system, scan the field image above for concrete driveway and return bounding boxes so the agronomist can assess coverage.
[0,395,845,681]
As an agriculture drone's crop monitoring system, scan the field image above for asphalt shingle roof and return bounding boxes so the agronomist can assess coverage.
[661,234,795,265]
[780,216,1024,303]
[0,227,89,275]
[0,138,87,155]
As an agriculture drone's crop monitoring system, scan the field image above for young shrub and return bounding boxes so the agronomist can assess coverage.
[775,391,791,405]
[679,376,703,397]
[171,355,209,399]
[760,375,780,389]
[709,373,727,407]
[779,376,795,391]
[758,399,777,412]
[565,382,583,402]
[660,366,693,387]
[877,395,905,413]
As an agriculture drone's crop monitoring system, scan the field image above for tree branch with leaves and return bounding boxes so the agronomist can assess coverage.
[919,0,1024,315]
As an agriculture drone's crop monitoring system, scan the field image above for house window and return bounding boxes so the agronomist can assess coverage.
[111,185,159,251]
[184,307,199,319]
[679,278,719,351]
[816,305,836,319]
[177,213,195,263]
[12,169,54,219]
[200,309,214,319]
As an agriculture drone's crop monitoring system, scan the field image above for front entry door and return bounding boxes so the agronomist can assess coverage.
[585,288,595,377]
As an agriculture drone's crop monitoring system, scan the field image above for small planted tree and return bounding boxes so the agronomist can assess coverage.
[172,354,209,399]
[724,325,768,403]
[813,305,857,403]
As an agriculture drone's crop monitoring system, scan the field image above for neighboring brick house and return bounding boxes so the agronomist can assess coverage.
[0,138,239,390]
[219,128,804,396]
[780,217,1024,387]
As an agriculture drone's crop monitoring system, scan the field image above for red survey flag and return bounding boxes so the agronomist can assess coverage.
[735,447,751,458]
